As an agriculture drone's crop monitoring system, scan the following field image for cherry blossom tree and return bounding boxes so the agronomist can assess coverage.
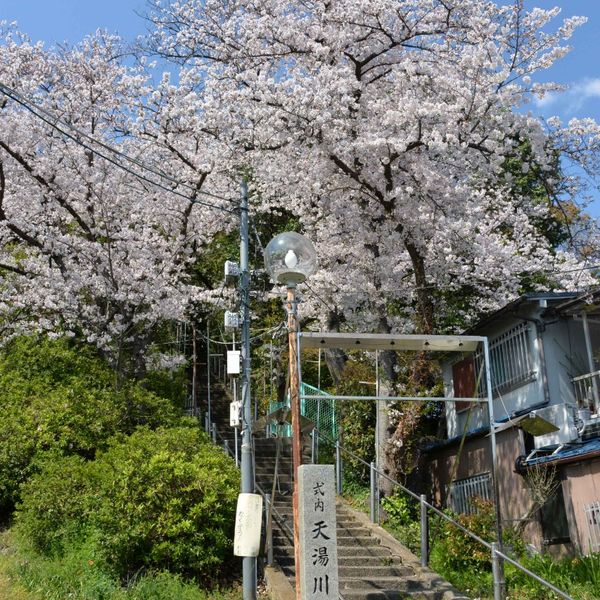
[0,26,235,374]
[146,0,599,343]
[143,0,600,483]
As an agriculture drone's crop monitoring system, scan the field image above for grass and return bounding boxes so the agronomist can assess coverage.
[0,529,246,600]
[340,479,371,512]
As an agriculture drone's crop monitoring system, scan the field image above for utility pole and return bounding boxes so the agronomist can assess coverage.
[240,180,256,600]
[286,285,302,600]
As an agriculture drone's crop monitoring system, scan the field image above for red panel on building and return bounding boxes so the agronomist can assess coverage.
[452,357,476,412]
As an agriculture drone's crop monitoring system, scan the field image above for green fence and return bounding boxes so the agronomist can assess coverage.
[268,382,338,440]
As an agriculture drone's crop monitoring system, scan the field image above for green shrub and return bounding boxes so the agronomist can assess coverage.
[428,495,497,598]
[336,360,376,484]
[381,490,419,528]
[0,336,181,515]
[3,528,242,600]
[506,552,600,600]
[381,490,421,553]
[89,427,239,582]
[17,426,240,584]
[16,454,95,555]
[434,497,496,574]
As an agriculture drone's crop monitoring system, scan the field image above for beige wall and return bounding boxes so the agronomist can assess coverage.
[426,427,543,547]
[562,459,600,553]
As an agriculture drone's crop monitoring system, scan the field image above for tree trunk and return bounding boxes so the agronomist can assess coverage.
[324,308,347,385]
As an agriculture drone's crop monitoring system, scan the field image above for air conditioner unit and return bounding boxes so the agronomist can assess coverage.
[532,403,579,448]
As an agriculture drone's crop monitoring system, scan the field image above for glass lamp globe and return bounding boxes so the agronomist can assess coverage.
[264,232,317,286]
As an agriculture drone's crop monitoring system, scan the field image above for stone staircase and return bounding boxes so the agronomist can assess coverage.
[253,436,468,599]
[209,390,467,599]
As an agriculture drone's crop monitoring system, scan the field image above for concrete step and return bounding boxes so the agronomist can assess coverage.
[339,588,456,600]
[274,555,404,568]
[256,477,293,485]
[274,545,394,558]
[273,523,373,538]
[340,579,470,599]
[273,533,380,548]
[280,565,414,579]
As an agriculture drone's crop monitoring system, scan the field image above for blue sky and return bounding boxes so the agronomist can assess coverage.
[1,0,600,210]
[0,1,148,45]
[2,1,598,120]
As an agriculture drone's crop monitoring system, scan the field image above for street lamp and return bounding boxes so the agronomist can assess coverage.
[264,231,317,600]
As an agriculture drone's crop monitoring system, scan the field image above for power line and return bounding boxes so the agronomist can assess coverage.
[0,81,239,214]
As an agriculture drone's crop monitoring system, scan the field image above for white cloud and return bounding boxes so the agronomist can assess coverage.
[535,77,600,115]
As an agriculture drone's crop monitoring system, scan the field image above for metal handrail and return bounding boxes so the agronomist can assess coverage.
[315,427,574,600]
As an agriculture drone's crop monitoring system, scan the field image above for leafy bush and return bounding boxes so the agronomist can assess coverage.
[0,336,181,515]
[381,490,419,527]
[506,552,600,600]
[2,529,241,600]
[90,427,239,581]
[336,360,376,484]
[439,497,496,572]
[16,426,240,584]
[16,454,95,555]
[381,490,421,553]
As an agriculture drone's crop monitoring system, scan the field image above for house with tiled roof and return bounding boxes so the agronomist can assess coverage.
[425,290,600,555]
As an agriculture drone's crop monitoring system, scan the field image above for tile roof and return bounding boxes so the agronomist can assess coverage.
[524,437,600,467]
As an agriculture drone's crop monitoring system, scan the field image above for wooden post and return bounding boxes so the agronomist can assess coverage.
[287,285,302,600]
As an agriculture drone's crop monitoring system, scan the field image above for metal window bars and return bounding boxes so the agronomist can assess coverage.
[572,370,600,414]
[447,473,492,515]
[474,323,534,397]
[584,501,600,553]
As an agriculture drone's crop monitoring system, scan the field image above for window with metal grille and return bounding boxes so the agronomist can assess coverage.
[474,322,535,397]
[447,473,492,514]
[584,501,600,552]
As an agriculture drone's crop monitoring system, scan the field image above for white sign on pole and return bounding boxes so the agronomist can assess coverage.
[230,400,241,427]
[298,465,339,599]
[227,350,241,375]
[233,493,263,557]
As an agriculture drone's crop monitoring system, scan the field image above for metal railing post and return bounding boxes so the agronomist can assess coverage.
[224,439,230,455]
[420,494,429,568]
[204,413,209,434]
[336,440,343,494]
[370,461,377,523]
[212,422,217,444]
[235,426,239,467]
[492,542,505,600]
[311,430,316,464]
[265,493,273,566]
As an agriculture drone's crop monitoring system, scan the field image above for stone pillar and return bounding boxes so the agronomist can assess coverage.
[298,465,339,600]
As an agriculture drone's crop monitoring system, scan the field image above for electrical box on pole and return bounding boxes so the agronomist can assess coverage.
[227,350,241,375]
[224,260,240,285]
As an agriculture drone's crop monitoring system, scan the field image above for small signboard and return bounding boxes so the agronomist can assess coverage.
[298,465,339,599]
[230,400,241,428]
[233,493,263,557]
